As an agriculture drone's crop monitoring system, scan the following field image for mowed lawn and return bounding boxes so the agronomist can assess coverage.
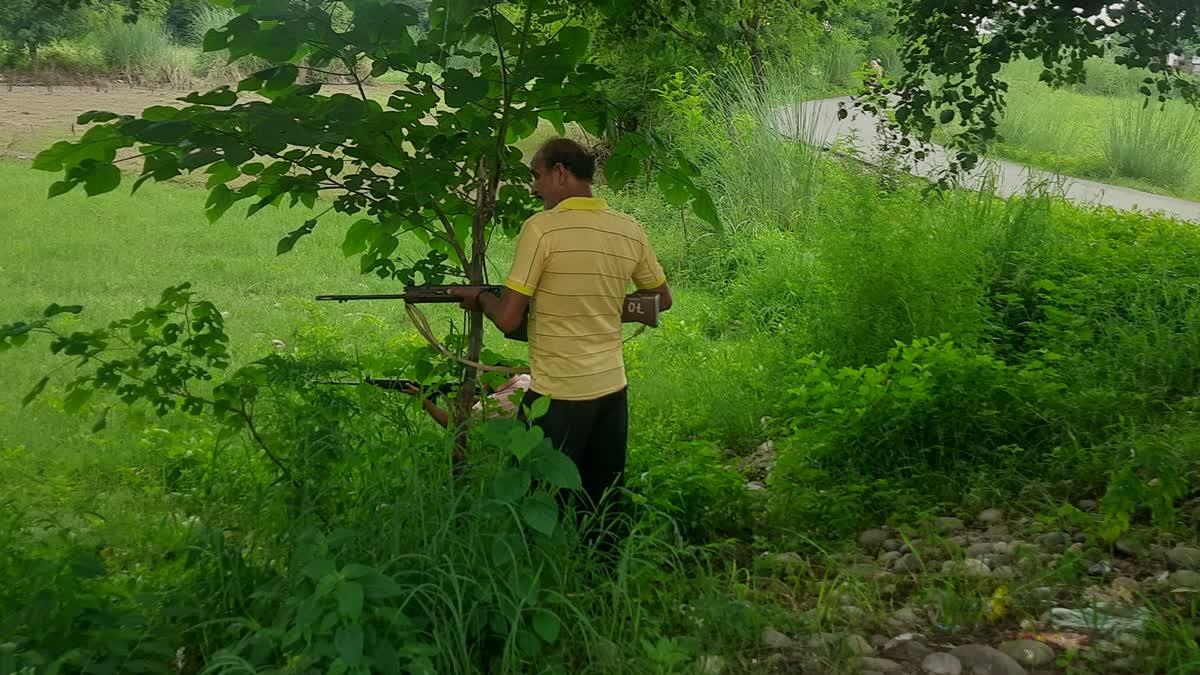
[0,161,528,513]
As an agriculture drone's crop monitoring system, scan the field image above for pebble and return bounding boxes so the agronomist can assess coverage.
[1112,576,1140,594]
[893,553,924,573]
[999,639,1055,667]
[841,605,868,625]
[772,551,805,567]
[985,524,1010,538]
[1167,569,1200,589]
[935,517,965,533]
[1035,531,1070,552]
[1115,537,1148,558]
[1073,532,1089,543]
[991,565,1016,580]
[762,628,794,649]
[879,551,902,566]
[883,636,932,660]
[977,508,1005,524]
[1167,546,1200,569]
[949,644,1028,675]
[942,558,991,577]
[745,480,765,491]
[893,607,923,627]
[966,542,994,558]
[1088,560,1113,576]
[848,563,882,579]
[1078,499,1099,512]
[922,652,963,675]
[860,529,890,553]
[846,634,875,656]
[854,657,903,673]
[883,538,904,552]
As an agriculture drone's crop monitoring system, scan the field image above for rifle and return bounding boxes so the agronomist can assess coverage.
[316,285,662,342]
[319,378,456,400]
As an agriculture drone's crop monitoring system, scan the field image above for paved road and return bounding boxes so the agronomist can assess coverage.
[776,97,1200,224]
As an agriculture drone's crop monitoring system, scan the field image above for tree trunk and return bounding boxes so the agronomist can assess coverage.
[28,41,39,63]
[453,156,492,464]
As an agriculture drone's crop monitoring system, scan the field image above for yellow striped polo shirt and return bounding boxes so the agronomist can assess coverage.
[505,196,666,401]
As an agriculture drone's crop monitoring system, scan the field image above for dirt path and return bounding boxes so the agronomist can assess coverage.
[0,82,394,161]
[785,96,1200,224]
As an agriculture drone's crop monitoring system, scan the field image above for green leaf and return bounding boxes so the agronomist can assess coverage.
[252,26,300,63]
[341,219,379,257]
[63,386,93,414]
[276,219,317,255]
[442,69,490,108]
[508,425,545,461]
[528,395,550,421]
[22,376,50,407]
[84,164,121,196]
[360,570,405,599]
[181,88,238,106]
[556,26,591,65]
[521,493,558,535]
[44,303,83,317]
[939,109,955,124]
[492,467,531,503]
[202,28,229,53]
[530,449,581,490]
[603,152,639,190]
[302,558,336,581]
[532,610,561,643]
[48,180,77,198]
[337,581,364,619]
[654,172,691,208]
[138,120,192,146]
[335,623,364,664]
[78,111,119,125]
[689,187,721,231]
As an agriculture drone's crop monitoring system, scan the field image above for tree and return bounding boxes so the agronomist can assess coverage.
[0,0,80,61]
[878,0,1200,176]
[31,0,718,454]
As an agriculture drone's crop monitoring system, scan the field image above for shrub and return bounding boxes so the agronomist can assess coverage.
[773,336,1069,481]
[90,17,188,85]
[1105,98,1200,188]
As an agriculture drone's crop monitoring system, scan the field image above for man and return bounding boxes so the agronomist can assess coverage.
[452,138,672,522]
[402,374,532,428]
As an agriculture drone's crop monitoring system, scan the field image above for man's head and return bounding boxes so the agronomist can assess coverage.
[530,138,594,209]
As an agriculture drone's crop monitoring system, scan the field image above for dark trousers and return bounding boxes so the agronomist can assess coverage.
[520,387,628,553]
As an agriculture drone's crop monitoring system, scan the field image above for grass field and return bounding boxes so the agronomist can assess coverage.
[934,59,1200,201]
[5,62,1200,672]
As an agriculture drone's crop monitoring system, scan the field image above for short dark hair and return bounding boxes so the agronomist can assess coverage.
[535,138,595,182]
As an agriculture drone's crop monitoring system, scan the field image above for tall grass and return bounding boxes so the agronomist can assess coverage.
[87,17,192,86]
[1105,98,1200,187]
[690,67,825,234]
[188,5,271,81]
[996,85,1085,156]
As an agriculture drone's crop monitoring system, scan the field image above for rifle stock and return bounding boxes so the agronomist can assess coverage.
[316,285,662,340]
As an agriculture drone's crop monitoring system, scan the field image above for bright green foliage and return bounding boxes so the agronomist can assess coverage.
[0,0,82,60]
[883,1,1200,174]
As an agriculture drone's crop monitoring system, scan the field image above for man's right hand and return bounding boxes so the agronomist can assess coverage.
[401,383,422,396]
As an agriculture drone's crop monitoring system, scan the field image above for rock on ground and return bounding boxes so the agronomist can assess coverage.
[853,657,903,673]
[977,508,1005,524]
[762,628,795,649]
[860,528,890,553]
[1167,546,1200,569]
[1167,569,1200,589]
[923,652,964,675]
[935,517,966,533]
[999,639,1055,668]
[948,644,1028,675]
